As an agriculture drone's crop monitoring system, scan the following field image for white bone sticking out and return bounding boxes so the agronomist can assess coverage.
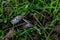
[10,16,22,24]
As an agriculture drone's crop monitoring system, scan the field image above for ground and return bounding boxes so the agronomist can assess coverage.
[0,0,60,40]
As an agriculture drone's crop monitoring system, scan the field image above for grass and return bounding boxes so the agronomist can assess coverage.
[0,0,60,40]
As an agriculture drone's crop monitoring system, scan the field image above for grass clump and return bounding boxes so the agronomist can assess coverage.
[0,0,60,40]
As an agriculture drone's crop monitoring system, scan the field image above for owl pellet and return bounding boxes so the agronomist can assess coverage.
[23,19,33,28]
[10,16,22,24]
[25,23,33,28]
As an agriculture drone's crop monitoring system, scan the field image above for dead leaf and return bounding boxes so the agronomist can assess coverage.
[4,30,17,40]
[54,25,60,33]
